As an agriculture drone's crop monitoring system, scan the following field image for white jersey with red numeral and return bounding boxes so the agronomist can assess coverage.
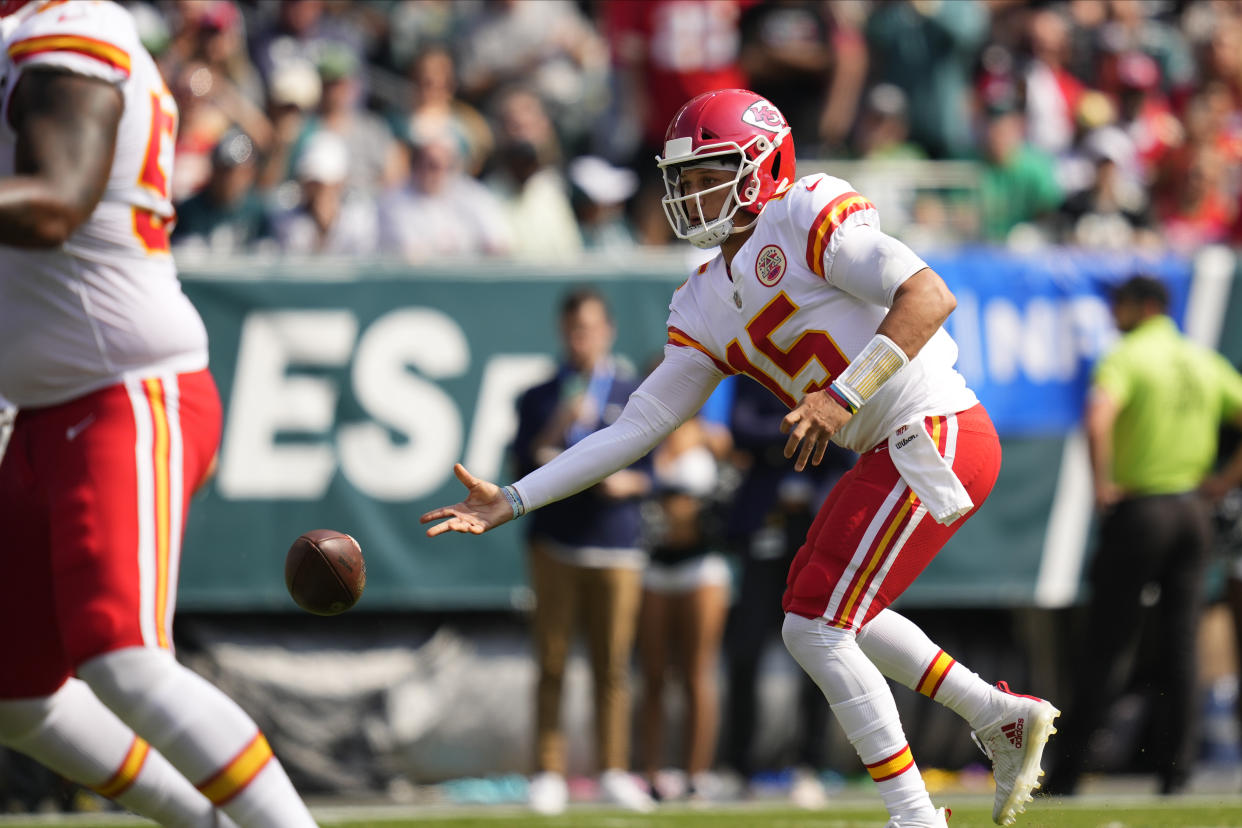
[666,173,977,454]
[0,0,207,408]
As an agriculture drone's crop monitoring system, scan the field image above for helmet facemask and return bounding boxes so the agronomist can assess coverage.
[658,136,773,249]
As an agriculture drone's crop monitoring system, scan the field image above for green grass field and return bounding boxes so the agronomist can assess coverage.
[4,796,1242,828]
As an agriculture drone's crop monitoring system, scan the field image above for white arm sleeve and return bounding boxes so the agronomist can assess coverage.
[827,225,929,308]
[512,345,724,511]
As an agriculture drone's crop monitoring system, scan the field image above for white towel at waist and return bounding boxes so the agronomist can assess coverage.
[888,419,973,526]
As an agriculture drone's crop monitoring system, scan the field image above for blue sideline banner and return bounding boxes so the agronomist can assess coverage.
[928,247,1191,436]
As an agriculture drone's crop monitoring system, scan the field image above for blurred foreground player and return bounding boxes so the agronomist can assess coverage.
[0,2,315,824]
[422,89,1059,827]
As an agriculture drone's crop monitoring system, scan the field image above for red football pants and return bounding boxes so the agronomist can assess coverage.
[783,404,1001,631]
[0,370,221,698]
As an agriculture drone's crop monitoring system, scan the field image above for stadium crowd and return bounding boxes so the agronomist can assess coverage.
[145,0,1242,259]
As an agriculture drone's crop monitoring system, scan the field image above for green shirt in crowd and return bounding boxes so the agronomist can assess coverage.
[978,145,1063,242]
[1093,315,1242,495]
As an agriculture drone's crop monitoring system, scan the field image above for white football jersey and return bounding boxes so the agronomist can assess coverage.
[666,173,977,453]
[0,0,207,407]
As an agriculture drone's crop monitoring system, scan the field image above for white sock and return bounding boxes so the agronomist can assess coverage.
[782,613,935,823]
[78,647,317,828]
[857,608,1000,728]
[0,678,235,827]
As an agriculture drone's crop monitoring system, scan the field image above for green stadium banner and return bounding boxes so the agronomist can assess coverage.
[176,248,1235,612]
[179,260,683,611]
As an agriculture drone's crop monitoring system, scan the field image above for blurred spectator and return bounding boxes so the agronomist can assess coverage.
[514,288,656,816]
[378,135,511,261]
[270,131,379,256]
[485,87,583,261]
[738,0,868,157]
[1149,83,1238,251]
[637,410,731,802]
[172,129,271,255]
[977,100,1064,244]
[1197,14,1242,109]
[1112,51,1184,182]
[384,0,471,75]
[603,0,751,158]
[169,1,266,106]
[1054,90,1127,197]
[864,0,990,159]
[249,0,365,89]
[568,156,640,254]
[454,0,608,150]
[161,4,278,202]
[129,0,173,59]
[1057,126,1156,250]
[1153,143,1234,251]
[105,0,1242,259]
[168,59,232,202]
[1063,0,1110,84]
[297,45,401,194]
[399,44,494,176]
[602,0,752,244]
[492,83,563,168]
[1096,0,1196,105]
[256,58,322,192]
[852,83,926,160]
[1022,7,1087,157]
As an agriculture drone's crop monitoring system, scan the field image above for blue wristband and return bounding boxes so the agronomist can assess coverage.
[502,485,526,519]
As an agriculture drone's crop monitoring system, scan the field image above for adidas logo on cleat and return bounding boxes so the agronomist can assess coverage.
[1000,718,1024,748]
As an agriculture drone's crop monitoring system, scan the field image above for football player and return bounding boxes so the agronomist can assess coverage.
[0,1,315,824]
[423,89,1059,827]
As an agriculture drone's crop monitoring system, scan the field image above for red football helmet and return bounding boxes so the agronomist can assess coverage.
[656,89,794,248]
[0,0,33,17]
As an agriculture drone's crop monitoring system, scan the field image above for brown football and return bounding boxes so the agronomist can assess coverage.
[284,529,366,616]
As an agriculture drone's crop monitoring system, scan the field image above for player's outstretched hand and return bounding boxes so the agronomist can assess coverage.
[420,464,513,537]
[781,389,852,472]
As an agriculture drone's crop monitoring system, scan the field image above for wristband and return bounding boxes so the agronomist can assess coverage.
[826,383,858,415]
[833,333,909,410]
[502,485,527,519]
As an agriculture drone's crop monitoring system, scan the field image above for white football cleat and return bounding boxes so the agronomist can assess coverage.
[527,771,568,815]
[598,769,656,813]
[972,681,1060,825]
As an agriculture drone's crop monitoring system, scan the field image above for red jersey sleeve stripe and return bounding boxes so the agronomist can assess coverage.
[668,326,736,375]
[9,34,131,76]
[805,192,875,279]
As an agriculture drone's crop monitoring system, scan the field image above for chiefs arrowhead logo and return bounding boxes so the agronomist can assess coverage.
[755,244,787,287]
[742,101,786,134]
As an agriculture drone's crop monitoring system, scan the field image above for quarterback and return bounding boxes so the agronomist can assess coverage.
[0,1,314,824]
[424,89,1060,827]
